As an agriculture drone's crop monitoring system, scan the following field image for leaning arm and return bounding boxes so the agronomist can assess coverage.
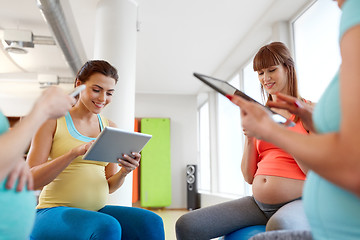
[241,137,258,184]
[106,163,129,193]
[27,120,80,189]
[0,105,49,181]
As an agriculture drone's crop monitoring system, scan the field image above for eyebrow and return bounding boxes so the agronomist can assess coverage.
[93,84,115,92]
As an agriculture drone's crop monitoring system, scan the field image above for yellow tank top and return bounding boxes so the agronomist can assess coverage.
[37,113,110,211]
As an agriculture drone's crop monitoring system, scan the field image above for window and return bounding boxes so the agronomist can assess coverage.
[198,101,211,191]
[241,59,264,196]
[293,0,341,102]
[243,59,263,104]
[216,74,244,195]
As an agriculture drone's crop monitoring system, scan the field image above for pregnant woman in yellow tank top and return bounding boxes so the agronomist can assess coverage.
[27,60,165,240]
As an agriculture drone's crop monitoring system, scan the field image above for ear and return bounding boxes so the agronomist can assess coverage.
[75,79,82,87]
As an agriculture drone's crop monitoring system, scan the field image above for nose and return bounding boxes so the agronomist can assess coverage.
[263,72,271,81]
[98,92,106,102]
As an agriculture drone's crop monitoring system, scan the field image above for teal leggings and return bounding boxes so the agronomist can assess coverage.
[30,205,165,240]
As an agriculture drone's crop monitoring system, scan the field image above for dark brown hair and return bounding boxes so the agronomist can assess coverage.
[253,42,300,104]
[74,60,118,87]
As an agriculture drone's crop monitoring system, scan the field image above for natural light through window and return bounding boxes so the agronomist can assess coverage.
[217,74,244,195]
[198,102,210,191]
[243,60,263,104]
[294,0,341,102]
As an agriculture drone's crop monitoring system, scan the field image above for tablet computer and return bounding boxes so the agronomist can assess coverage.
[194,72,295,127]
[83,126,152,163]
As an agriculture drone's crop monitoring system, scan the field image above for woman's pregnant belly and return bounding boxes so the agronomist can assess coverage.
[0,179,36,239]
[38,164,109,211]
[252,175,304,204]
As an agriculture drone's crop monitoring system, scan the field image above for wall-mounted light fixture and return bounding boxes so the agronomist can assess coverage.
[2,29,56,54]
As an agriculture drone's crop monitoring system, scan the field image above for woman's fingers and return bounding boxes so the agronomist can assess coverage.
[6,159,33,191]
[117,152,141,173]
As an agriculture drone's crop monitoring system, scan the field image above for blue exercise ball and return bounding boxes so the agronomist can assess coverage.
[224,225,266,240]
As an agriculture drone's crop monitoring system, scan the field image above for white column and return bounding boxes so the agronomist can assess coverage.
[94,0,138,207]
[272,21,294,55]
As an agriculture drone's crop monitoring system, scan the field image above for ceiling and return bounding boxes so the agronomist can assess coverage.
[0,0,313,98]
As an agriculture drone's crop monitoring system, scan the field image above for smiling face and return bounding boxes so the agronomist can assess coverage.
[257,64,288,95]
[76,73,116,114]
[253,42,299,102]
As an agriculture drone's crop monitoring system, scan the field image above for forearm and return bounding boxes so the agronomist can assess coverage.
[107,168,129,193]
[293,157,310,175]
[0,108,47,177]
[241,137,258,184]
[30,151,77,189]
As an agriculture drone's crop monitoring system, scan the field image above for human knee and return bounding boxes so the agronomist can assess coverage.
[266,215,284,231]
[91,216,122,240]
[266,208,299,231]
[266,200,310,231]
[134,210,165,239]
[175,214,198,239]
[151,212,164,229]
[139,210,164,230]
[145,210,164,224]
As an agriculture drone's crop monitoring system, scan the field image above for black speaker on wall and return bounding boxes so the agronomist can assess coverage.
[186,164,200,211]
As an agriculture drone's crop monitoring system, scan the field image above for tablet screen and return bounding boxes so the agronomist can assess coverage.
[83,127,152,163]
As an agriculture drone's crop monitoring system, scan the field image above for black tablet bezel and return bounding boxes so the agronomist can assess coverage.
[194,72,295,127]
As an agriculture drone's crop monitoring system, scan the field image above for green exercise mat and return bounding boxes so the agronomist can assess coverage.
[140,118,172,207]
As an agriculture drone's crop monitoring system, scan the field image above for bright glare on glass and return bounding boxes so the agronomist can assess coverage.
[243,59,263,104]
[242,60,264,196]
[294,0,341,102]
[198,102,211,191]
[217,74,245,195]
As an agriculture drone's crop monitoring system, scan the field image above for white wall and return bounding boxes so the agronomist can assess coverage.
[213,1,313,81]
[0,81,73,117]
[135,93,198,209]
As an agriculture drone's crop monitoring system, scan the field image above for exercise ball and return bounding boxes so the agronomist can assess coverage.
[224,225,266,240]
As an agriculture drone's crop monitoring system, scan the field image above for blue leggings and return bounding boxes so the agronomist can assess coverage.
[30,205,165,240]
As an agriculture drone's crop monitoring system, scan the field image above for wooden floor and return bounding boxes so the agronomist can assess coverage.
[133,201,188,240]
[149,208,189,240]
[134,203,222,240]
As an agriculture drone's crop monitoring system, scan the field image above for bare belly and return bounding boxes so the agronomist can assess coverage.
[252,175,304,204]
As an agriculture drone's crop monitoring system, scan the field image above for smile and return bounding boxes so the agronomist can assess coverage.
[264,82,275,89]
[93,102,105,108]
